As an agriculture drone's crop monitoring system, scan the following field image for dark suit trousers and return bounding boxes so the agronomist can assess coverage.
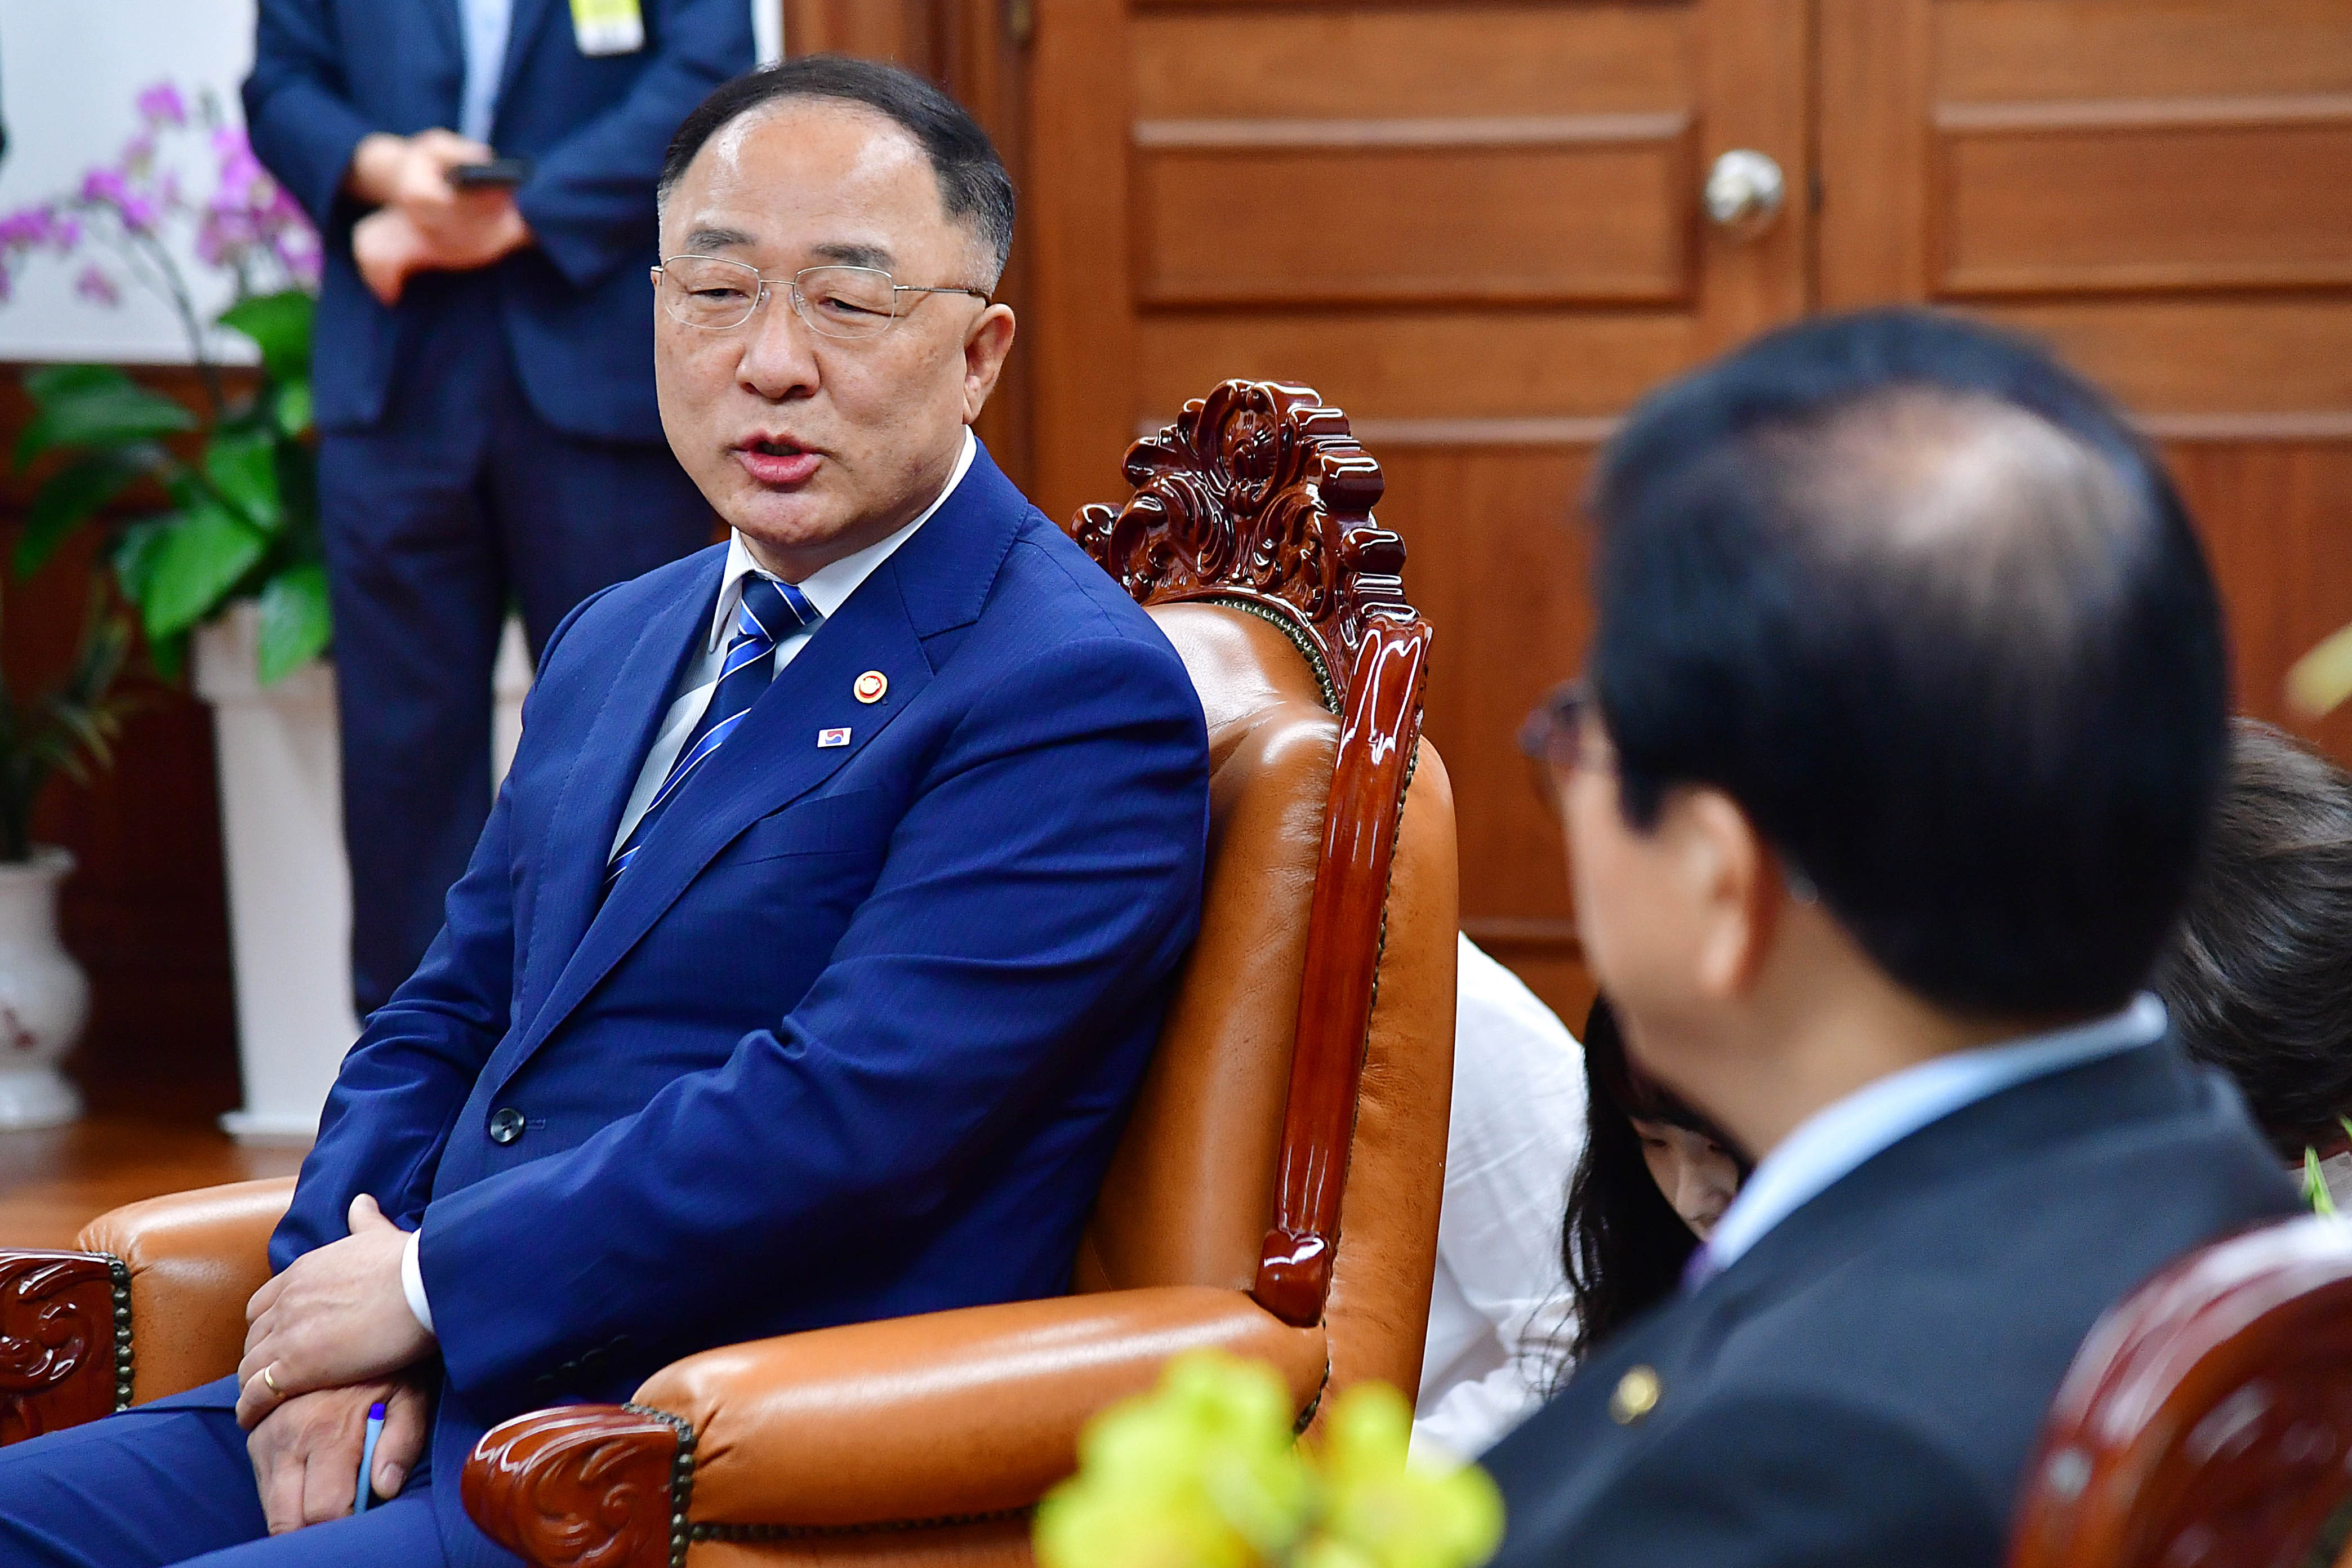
[0,1377,458,1566]
[319,273,712,1014]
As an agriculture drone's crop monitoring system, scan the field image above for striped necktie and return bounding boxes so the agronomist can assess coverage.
[607,574,818,888]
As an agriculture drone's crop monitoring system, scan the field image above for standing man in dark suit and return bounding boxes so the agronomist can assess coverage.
[1499,309,2300,1564]
[243,0,754,1015]
[0,59,1210,1567]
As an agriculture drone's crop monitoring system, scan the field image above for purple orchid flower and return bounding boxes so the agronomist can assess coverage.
[135,82,187,128]
[73,265,121,306]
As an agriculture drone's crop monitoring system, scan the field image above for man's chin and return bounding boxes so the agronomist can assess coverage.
[728,505,859,574]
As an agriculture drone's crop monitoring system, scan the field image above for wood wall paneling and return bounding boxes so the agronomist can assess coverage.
[1934,102,2352,297]
[1027,0,1138,523]
[1132,121,1698,308]
[1932,0,2352,104]
[2168,440,2352,765]
[1376,445,1599,1028]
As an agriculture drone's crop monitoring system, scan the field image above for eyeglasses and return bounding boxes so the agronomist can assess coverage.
[654,256,991,339]
[1519,679,1600,773]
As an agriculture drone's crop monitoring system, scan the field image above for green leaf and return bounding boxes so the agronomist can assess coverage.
[216,290,314,384]
[24,363,127,404]
[254,563,332,683]
[275,378,313,437]
[15,449,141,575]
[203,428,282,532]
[138,505,269,642]
[146,629,186,683]
[112,515,173,605]
[14,375,198,470]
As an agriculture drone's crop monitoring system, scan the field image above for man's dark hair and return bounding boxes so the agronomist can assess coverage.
[1587,307,2229,1017]
[2154,720,2352,1159]
[659,55,1014,282]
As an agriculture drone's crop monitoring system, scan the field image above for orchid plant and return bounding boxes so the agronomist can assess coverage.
[1,81,327,686]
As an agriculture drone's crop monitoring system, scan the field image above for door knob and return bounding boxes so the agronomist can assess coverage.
[1704,149,1787,239]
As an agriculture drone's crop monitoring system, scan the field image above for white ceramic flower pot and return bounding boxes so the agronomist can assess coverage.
[197,607,531,1145]
[0,846,91,1130]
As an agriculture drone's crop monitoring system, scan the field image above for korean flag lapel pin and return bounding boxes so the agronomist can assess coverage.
[818,727,852,749]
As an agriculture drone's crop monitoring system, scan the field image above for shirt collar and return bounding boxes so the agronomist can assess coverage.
[1695,992,2169,1280]
[708,427,977,651]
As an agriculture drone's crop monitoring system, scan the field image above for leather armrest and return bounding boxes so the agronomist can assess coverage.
[464,1286,1326,1561]
[649,1285,1327,1526]
[75,1177,295,1405]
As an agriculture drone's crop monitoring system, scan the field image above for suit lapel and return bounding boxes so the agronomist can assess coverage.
[421,0,464,61]
[497,0,563,113]
[513,564,714,1035]
[488,441,1030,1093]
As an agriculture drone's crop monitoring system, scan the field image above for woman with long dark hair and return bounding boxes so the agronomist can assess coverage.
[1561,996,1750,1362]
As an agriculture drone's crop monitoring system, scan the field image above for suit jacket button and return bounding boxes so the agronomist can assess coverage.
[488,1107,526,1144]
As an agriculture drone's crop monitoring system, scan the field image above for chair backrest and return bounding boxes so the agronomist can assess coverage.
[1064,380,1459,1409]
[2010,1214,2352,1568]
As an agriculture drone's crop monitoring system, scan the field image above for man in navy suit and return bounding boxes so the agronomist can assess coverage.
[0,59,1209,1566]
[244,0,754,1014]
[1498,310,2298,1563]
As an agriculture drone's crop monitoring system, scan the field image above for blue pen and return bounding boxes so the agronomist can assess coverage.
[355,1401,387,1514]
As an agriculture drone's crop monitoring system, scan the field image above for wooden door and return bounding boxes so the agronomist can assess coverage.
[1819,0,2352,764]
[1024,0,1812,1021]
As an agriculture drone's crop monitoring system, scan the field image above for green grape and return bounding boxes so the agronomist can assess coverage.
[1034,1356,1504,1568]
[1313,1382,1505,1568]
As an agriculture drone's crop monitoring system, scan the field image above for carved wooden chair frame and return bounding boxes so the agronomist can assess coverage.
[1066,378,1433,1325]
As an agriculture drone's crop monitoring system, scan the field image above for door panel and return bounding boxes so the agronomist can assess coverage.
[1134,124,1699,306]
[1935,104,2352,296]
[1030,0,1811,1023]
[1819,0,2352,774]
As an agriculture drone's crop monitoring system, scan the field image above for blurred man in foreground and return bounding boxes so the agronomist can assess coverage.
[1495,309,2297,1565]
[0,58,1208,1567]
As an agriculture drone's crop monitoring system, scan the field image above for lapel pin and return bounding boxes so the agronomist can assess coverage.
[818,728,852,749]
[853,670,888,704]
[1610,1365,1661,1426]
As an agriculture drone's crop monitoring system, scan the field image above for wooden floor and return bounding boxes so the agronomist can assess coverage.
[0,1115,307,1249]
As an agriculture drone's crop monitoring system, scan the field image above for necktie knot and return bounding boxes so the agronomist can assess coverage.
[736,574,817,648]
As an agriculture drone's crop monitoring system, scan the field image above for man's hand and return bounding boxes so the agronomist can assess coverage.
[239,1195,435,1430]
[248,1375,430,1533]
[352,202,533,305]
[345,130,534,303]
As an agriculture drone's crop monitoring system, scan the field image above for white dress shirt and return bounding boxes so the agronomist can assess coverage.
[457,0,513,145]
[1692,991,2171,1286]
[1412,936,1587,1460]
[399,429,977,1334]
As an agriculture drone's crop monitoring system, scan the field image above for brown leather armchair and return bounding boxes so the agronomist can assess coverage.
[2008,1214,2352,1568]
[0,380,1460,1568]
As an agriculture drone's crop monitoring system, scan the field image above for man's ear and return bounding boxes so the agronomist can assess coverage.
[961,303,1017,421]
[1679,787,1779,1003]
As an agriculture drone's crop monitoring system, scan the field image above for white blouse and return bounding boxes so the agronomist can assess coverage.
[1411,935,1588,1459]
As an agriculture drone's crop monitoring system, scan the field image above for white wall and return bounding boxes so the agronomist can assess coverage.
[0,1,780,366]
[0,0,259,363]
